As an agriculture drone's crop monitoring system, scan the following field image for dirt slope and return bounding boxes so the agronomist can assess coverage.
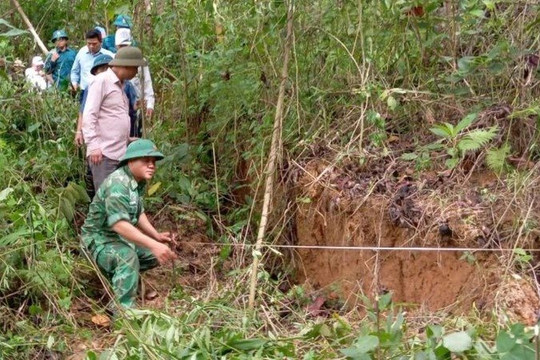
[291,158,540,324]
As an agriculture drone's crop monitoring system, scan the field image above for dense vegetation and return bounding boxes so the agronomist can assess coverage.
[2,0,540,358]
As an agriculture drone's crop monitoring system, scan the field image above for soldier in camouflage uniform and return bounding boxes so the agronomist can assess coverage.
[81,139,177,308]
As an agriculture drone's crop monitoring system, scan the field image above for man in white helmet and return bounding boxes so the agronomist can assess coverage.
[115,28,155,122]
[25,56,50,90]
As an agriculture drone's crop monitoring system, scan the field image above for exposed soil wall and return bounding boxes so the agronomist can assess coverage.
[295,196,495,310]
[291,159,540,324]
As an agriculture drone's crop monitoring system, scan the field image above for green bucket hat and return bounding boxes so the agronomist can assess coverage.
[90,54,113,75]
[119,139,164,166]
[108,46,147,67]
[51,29,68,42]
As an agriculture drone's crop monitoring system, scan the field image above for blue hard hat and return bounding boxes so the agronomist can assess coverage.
[51,29,68,42]
[113,14,133,29]
[90,54,113,75]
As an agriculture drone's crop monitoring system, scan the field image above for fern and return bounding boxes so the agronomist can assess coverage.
[0,228,32,246]
[457,126,498,153]
[486,144,511,173]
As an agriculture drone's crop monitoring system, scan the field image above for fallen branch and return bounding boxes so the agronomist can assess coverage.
[11,0,48,55]
[248,0,295,309]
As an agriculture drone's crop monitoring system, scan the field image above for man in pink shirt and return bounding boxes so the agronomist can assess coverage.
[82,46,147,191]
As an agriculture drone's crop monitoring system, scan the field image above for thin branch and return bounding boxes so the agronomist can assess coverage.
[11,0,48,55]
[248,0,295,309]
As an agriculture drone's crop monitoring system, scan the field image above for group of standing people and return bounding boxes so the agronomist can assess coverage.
[26,14,156,191]
[25,14,177,312]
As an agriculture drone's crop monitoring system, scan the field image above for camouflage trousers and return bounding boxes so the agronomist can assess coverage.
[90,241,158,308]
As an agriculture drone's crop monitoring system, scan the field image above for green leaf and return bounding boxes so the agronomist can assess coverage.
[46,335,54,349]
[226,338,267,351]
[387,95,398,111]
[413,350,437,360]
[483,0,495,10]
[340,347,372,360]
[0,28,28,37]
[0,19,14,27]
[354,335,379,353]
[377,292,392,310]
[426,324,443,339]
[177,176,191,193]
[469,9,485,18]
[27,123,41,133]
[59,197,75,221]
[455,113,477,133]
[85,351,98,360]
[71,182,91,203]
[457,56,476,72]
[219,244,232,260]
[0,228,32,246]
[0,187,13,201]
[434,345,450,358]
[509,323,526,337]
[401,153,418,161]
[0,19,28,37]
[430,124,454,139]
[502,346,535,360]
[147,182,162,196]
[443,331,472,353]
[318,324,333,337]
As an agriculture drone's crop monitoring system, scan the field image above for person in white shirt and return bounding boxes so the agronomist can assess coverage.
[115,28,155,119]
[70,29,115,104]
[25,56,50,91]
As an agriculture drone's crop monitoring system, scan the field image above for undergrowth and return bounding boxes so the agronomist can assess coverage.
[2,0,540,358]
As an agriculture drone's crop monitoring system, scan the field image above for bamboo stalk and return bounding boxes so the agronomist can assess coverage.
[11,0,48,55]
[248,0,295,309]
[137,1,147,137]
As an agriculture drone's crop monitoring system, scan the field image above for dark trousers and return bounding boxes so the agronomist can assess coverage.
[89,156,119,191]
[85,163,95,199]
[79,89,86,105]
[130,111,142,138]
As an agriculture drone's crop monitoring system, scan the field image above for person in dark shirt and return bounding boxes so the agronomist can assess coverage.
[44,30,77,90]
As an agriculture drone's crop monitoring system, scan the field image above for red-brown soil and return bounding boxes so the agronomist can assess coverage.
[291,158,540,324]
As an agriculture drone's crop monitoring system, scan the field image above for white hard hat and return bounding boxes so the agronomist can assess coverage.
[32,56,44,66]
[115,28,132,46]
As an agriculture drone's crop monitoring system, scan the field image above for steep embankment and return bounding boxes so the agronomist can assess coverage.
[291,156,540,324]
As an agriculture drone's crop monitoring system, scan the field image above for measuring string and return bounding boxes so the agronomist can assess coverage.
[183,242,540,252]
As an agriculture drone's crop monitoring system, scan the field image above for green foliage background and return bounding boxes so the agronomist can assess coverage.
[2,0,540,358]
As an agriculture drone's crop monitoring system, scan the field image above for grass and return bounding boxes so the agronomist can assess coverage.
[3,0,540,358]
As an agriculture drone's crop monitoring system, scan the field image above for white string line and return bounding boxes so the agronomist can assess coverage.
[184,242,540,252]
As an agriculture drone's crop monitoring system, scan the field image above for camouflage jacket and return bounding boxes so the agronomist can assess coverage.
[81,166,146,253]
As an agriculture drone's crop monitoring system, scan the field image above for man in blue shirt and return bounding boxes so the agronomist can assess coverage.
[44,30,77,91]
[70,29,114,103]
[102,14,133,53]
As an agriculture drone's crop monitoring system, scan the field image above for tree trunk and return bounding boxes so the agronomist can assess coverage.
[11,0,48,55]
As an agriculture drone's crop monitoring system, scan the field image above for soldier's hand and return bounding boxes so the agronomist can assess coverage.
[89,149,103,165]
[151,242,177,265]
[146,108,154,118]
[51,52,60,62]
[157,232,172,243]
